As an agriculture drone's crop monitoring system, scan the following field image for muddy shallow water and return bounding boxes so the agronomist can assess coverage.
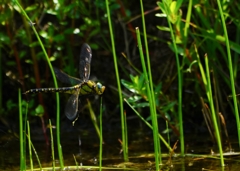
[1,118,240,171]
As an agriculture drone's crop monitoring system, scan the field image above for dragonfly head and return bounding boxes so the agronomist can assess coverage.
[95,82,105,95]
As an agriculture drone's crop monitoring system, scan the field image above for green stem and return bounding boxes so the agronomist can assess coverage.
[204,55,224,166]
[99,97,103,171]
[49,119,55,171]
[13,0,63,168]
[139,0,162,166]
[216,0,240,150]
[19,89,25,171]
[136,27,161,170]
[124,99,172,151]
[166,7,184,156]
[27,121,33,170]
[105,0,128,161]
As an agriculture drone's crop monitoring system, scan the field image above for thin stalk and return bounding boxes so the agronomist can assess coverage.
[124,110,128,157]
[24,133,42,170]
[216,0,240,148]
[19,89,25,171]
[87,99,101,139]
[163,2,184,155]
[105,0,128,161]
[204,55,224,166]
[49,120,55,171]
[124,99,173,152]
[136,27,161,169]
[27,121,33,170]
[23,103,28,164]
[0,48,2,115]
[99,97,103,171]
[166,121,170,152]
[196,46,223,164]
[233,29,240,78]
[73,154,79,171]
[14,1,63,168]
[140,0,161,163]
[179,0,193,155]
[29,138,42,169]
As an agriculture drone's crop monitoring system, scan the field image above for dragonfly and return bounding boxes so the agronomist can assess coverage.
[24,43,105,120]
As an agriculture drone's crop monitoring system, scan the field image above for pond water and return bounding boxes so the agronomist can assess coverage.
[1,119,240,171]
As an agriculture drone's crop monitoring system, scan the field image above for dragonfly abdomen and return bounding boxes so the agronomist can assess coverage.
[24,85,80,94]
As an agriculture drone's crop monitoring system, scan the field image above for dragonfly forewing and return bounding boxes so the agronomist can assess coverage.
[79,43,92,81]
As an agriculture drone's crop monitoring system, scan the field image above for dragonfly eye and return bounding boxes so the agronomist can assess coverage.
[96,82,105,95]
[97,82,102,89]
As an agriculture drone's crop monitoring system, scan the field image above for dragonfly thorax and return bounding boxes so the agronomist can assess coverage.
[81,80,105,96]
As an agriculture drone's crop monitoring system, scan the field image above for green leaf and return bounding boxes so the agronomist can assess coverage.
[160,101,176,113]
[33,105,44,117]
[0,32,10,45]
[127,95,142,103]
[29,41,40,48]
[156,25,170,32]
[7,100,17,110]
[170,1,177,14]
[53,34,65,42]
[121,79,139,94]
[39,30,49,39]
[25,4,39,12]
[132,102,149,108]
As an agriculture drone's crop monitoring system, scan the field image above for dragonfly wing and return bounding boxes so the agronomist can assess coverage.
[79,43,92,81]
[65,89,80,120]
[54,67,82,85]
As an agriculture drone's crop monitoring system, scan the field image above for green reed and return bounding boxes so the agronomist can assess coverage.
[136,27,161,169]
[195,46,224,166]
[13,0,63,168]
[124,99,173,152]
[99,97,103,171]
[105,0,128,161]
[216,0,240,148]
[205,54,224,166]
[19,89,25,171]
[49,119,56,171]
[157,0,184,156]
[27,121,33,170]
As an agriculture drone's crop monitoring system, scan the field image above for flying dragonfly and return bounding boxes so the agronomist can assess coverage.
[24,43,105,120]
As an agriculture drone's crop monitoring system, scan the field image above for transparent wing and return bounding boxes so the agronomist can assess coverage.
[79,43,92,81]
[64,89,80,120]
[54,67,82,85]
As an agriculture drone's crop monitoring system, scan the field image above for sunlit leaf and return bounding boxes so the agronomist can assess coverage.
[132,102,149,108]
[73,28,80,34]
[155,13,167,18]
[121,79,139,94]
[34,105,44,117]
[127,95,142,103]
[25,4,38,12]
[39,30,49,39]
[162,128,172,134]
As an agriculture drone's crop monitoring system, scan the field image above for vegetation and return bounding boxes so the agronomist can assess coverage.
[1,0,240,170]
